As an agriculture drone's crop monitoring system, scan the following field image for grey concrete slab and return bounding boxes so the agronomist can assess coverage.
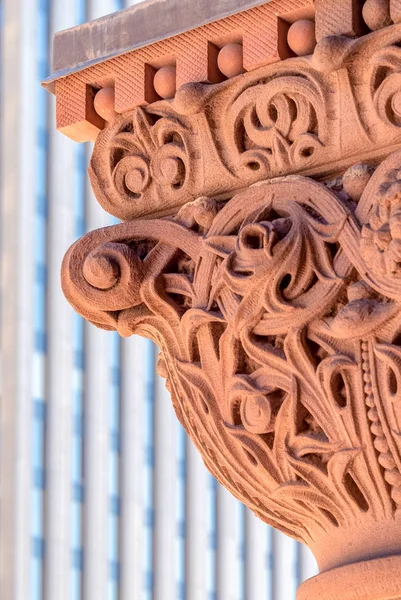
[43,0,271,89]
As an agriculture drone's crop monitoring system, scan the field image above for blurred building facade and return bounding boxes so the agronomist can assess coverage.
[0,0,317,598]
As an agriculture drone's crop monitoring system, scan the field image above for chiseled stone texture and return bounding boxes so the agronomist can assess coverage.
[46,0,401,598]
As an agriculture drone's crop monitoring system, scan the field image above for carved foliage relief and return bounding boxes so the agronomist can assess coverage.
[63,148,401,551]
[90,24,401,220]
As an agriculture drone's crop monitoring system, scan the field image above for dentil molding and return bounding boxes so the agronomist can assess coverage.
[45,1,401,598]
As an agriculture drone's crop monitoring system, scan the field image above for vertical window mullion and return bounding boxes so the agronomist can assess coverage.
[32,0,49,595]
[144,341,155,599]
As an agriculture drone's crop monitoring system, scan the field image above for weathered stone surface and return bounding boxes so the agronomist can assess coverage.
[46,1,401,598]
[391,0,401,22]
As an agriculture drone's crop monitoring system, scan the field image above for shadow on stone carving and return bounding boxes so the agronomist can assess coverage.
[45,1,401,597]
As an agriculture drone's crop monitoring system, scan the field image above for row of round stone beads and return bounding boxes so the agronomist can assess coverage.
[362,339,401,507]
[92,7,401,122]
[363,0,393,31]
[92,17,318,118]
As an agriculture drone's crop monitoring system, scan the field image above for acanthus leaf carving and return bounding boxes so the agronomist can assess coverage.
[63,148,401,571]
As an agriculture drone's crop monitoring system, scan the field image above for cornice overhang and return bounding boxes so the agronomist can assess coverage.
[45,1,401,598]
[43,0,273,86]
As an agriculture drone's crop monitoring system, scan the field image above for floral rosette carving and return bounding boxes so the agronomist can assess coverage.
[62,149,401,569]
[90,105,200,220]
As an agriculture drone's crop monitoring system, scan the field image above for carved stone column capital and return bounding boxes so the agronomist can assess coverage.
[45,1,401,597]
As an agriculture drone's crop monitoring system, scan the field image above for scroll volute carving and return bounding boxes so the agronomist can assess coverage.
[64,146,401,578]
[58,17,401,599]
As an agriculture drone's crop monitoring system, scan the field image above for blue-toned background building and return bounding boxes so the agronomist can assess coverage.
[0,0,317,598]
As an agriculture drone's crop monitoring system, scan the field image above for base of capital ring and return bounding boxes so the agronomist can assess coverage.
[298,555,401,600]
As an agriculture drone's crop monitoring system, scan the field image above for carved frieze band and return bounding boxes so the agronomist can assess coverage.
[63,148,401,568]
[88,25,401,220]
